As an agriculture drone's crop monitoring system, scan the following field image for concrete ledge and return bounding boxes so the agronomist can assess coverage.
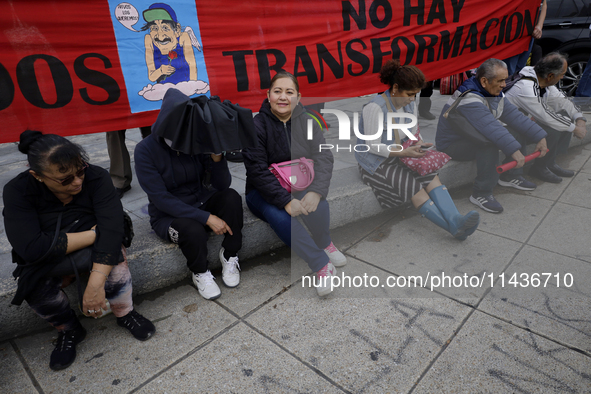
[1,117,589,341]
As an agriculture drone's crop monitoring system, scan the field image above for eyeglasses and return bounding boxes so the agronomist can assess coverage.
[43,162,88,186]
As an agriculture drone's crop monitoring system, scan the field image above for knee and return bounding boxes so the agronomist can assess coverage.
[220,188,242,206]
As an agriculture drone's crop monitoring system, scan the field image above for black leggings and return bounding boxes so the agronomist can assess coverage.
[168,189,243,274]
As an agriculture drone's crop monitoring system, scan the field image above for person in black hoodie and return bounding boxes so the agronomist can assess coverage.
[3,130,155,371]
[243,71,345,297]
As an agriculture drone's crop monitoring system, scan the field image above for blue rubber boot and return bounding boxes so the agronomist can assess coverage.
[418,199,450,233]
[428,185,480,240]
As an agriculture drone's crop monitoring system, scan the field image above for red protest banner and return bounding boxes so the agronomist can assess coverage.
[0,0,540,143]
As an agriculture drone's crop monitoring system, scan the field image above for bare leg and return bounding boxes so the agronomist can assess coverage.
[411,175,442,208]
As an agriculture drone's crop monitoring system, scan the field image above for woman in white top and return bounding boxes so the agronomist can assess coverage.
[355,60,480,240]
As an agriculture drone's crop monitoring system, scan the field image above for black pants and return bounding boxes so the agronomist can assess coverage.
[168,189,243,274]
[531,126,572,169]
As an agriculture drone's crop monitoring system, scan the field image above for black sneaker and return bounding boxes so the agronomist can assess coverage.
[116,185,131,199]
[548,163,574,178]
[529,166,562,184]
[117,310,155,341]
[498,175,537,191]
[49,322,87,371]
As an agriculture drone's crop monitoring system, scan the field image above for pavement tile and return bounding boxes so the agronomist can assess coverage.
[247,291,471,393]
[528,202,591,263]
[0,342,38,394]
[137,323,343,394]
[13,284,237,393]
[290,256,447,300]
[559,172,591,209]
[330,209,399,252]
[413,311,591,393]
[556,143,591,173]
[346,213,522,301]
[216,248,292,317]
[455,192,553,242]
[480,245,591,353]
[582,158,591,174]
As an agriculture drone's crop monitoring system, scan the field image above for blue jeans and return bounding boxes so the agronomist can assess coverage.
[504,38,534,76]
[575,32,591,98]
[246,189,330,272]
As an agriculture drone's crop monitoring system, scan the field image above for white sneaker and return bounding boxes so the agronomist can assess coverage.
[316,262,337,297]
[324,242,347,267]
[192,270,221,300]
[219,248,240,288]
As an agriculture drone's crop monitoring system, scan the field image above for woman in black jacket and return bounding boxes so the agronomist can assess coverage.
[3,130,155,371]
[243,71,345,297]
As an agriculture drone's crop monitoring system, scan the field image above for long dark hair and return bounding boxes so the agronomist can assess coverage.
[18,130,88,175]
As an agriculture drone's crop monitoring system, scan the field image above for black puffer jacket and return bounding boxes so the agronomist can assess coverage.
[243,99,334,208]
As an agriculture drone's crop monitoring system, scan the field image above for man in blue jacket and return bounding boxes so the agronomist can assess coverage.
[436,59,548,214]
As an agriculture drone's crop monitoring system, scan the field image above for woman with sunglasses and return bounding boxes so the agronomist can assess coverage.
[2,130,155,371]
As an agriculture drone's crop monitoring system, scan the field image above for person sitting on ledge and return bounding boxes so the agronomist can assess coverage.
[356,59,480,240]
[242,71,346,297]
[3,130,155,371]
[436,58,548,214]
[504,52,587,183]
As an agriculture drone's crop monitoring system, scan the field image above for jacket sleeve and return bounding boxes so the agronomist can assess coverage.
[499,98,547,144]
[135,141,210,225]
[243,115,292,208]
[200,155,232,191]
[506,81,576,132]
[456,101,522,156]
[88,166,125,266]
[2,179,68,265]
[306,120,334,198]
[546,86,586,127]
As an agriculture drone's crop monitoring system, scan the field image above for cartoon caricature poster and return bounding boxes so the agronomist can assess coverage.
[109,1,210,113]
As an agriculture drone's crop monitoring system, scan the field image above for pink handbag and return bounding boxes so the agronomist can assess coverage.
[269,157,315,192]
[381,94,451,176]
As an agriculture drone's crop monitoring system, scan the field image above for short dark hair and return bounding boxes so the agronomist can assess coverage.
[534,52,568,79]
[379,59,426,91]
[18,130,88,175]
[269,71,300,93]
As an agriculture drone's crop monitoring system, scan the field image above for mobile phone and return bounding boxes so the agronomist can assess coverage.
[419,144,434,150]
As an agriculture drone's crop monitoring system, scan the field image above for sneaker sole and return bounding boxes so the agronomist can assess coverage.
[199,291,221,300]
[469,196,503,214]
[497,179,536,191]
[222,278,240,288]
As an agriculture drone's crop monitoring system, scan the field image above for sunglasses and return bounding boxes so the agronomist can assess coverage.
[43,162,89,186]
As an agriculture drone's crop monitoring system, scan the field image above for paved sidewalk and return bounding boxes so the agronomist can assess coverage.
[1,136,590,391]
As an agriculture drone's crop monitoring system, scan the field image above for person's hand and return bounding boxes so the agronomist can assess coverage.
[535,138,548,158]
[573,124,587,140]
[206,214,233,235]
[285,199,308,217]
[160,64,175,75]
[533,26,543,39]
[511,150,526,169]
[403,145,427,158]
[83,277,107,318]
[300,192,322,213]
[210,153,223,162]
